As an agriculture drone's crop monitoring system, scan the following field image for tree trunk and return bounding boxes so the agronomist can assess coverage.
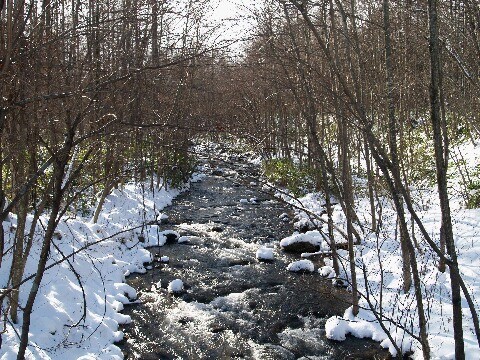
[364,136,376,232]
[427,0,465,357]
[341,118,359,316]
[383,0,411,293]
[16,131,74,359]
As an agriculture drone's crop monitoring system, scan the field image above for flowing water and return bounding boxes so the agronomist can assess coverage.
[119,154,391,359]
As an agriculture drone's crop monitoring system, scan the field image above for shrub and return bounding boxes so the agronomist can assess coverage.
[467,165,480,209]
[263,158,316,196]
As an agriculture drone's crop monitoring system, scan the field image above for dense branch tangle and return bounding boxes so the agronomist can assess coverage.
[219,1,479,359]
[0,0,234,357]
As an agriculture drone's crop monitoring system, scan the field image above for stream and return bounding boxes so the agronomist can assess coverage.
[119,152,390,359]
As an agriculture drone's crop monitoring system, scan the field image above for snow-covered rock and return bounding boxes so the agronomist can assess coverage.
[293,218,316,233]
[160,256,169,263]
[168,279,184,293]
[286,260,314,273]
[239,198,249,204]
[280,231,322,253]
[177,236,188,243]
[319,266,336,279]
[163,230,180,244]
[256,247,274,262]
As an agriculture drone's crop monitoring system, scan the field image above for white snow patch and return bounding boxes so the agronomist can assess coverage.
[177,236,189,243]
[256,247,274,261]
[159,213,169,222]
[286,260,314,272]
[280,231,323,249]
[0,177,190,359]
[325,316,349,341]
[168,279,184,293]
[319,266,336,278]
[178,235,201,243]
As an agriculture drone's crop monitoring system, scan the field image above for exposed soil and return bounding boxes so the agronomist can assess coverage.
[119,154,391,359]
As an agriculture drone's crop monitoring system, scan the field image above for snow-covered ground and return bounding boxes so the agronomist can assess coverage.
[0,174,204,359]
[2,137,479,359]
[272,145,480,359]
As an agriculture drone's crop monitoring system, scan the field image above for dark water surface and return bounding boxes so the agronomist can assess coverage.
[119,157,390,359]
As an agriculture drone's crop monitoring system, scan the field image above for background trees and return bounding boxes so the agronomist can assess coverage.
[0,0,230,356]
[1,0,479,358]
[219,1,479,358]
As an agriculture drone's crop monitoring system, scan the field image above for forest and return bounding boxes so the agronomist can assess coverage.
[0,0,479,359]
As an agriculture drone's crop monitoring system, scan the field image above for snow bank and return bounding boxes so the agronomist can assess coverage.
[325,316,349,341]
[319,266,336,279]
[286,181,480,358]
[0,178,190,359]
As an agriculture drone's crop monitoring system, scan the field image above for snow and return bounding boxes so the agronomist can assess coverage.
[286,260,314,272]
[300,251,323,258]
[168,279,184,293]
[178,236,189,243]
[280,231,323,249]
[256,247,274,261]
[325,313,412,357]
[178,235,202,244]
[3,139,480,358]
[240,198,249,204]
[319,266,336,279]
[0,176,193,359]
[277,143,480,359]
[160,256,170,263]
[325,316,349,341]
